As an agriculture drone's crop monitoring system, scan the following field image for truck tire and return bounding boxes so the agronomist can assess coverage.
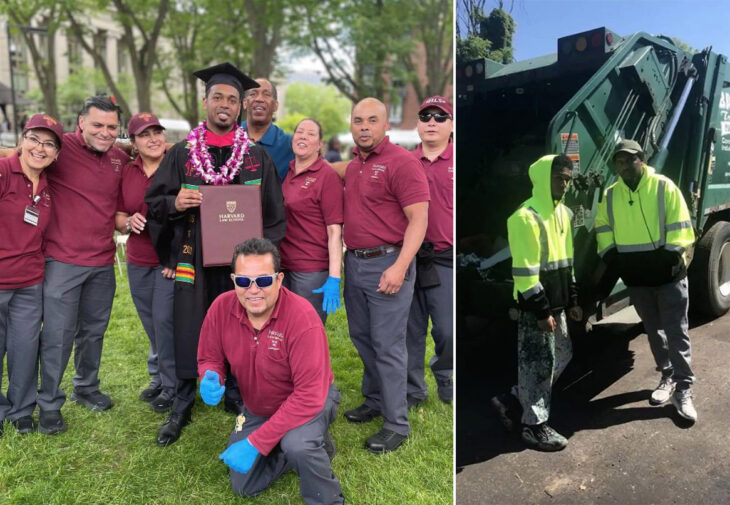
[690,220,730,317]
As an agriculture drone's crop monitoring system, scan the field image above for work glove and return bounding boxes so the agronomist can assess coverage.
[199,370,226,406]
[312,276,341,315]
[219,437,260,474]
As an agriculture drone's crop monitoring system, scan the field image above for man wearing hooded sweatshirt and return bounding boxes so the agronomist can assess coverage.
[491,154,582,452]
[595,139,696,423]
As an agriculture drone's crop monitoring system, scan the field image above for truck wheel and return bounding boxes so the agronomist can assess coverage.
[690,220,730,317]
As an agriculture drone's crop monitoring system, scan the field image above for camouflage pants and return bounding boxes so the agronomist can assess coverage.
[514,310,572,425]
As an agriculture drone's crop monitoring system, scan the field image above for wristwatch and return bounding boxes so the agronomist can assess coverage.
[126,217,132,233]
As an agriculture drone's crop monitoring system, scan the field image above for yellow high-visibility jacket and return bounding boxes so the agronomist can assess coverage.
[507,155,577,318]
[595,164,695,287]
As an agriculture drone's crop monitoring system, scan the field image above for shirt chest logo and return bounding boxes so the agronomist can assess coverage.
[300,176,317,190]
[369,164,387,180]
[267,330,285,351]
[110,157,123,173]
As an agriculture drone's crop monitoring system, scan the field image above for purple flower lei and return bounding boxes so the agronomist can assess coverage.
[186,121,250,185]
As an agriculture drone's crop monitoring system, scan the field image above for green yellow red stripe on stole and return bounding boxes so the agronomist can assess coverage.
[175,263,195,284]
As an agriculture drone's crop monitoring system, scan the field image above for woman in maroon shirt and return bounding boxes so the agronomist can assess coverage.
[115,113,176,413]
[0,114,63,434]
[279,118,344,323]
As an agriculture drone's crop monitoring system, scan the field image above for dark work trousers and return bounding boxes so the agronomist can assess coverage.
[283,270,329,324]
[628,277,695,390]
[406,262,453,400]
[343,250,415,436]
[127,264,176,393]
[38,260,116,411]
[0,283,42,421]
[515,310,572,425]
[229,384,343,505]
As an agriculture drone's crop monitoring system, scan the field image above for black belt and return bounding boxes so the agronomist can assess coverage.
[350,245,399,259]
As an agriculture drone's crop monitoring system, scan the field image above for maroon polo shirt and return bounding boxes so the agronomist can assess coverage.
[413,142,453,251]
[0,154,52,289]
[280,157,344,272]
[343,136,430,250]
[197,287,334,455]
[117,157,160,267]
[43,130,127,267]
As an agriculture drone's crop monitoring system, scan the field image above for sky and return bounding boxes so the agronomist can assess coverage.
[462,0,730,61]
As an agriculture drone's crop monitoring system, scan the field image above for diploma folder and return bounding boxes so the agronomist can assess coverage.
[199,185,263,267]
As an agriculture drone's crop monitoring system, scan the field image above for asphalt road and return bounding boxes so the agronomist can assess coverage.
[456,307,730,504]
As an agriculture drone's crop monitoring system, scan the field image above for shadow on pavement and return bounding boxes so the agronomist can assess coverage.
[456,317,656,470]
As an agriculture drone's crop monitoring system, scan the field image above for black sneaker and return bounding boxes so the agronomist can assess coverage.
[11,415,35,434]
[139,383,163,402]
[343,404,381,423]
[323,430,336,461]
[157,410,191,447]
[521,422,568,452]
[436,377,453,404]
[71,390,113,412]
[365,428,408,454]
[150,390,175,413]
[38,410,67,435]
[490,393,523,433]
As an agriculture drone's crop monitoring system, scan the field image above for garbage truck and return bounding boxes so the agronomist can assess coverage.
[456,27,730,325]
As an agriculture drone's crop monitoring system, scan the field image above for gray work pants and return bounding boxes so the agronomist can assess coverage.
[0,283,42,421]
[344,250,415,436]
[515,310,572,425]
[283,270,329,324]
[229,384,344,505]
[628,277,694,390]
[38,260,116,411]
[127,263,176,392]
[406,262,453,400]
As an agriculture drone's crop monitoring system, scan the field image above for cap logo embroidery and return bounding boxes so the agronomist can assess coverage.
[43,115,57,125]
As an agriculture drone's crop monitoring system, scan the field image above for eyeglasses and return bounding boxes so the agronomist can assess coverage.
[418,112,451,123]
[232,274,278,289]
[24,134,59,152]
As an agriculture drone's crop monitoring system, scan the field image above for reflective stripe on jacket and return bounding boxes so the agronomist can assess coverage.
[507,155,577,318]
[595,164,695,286]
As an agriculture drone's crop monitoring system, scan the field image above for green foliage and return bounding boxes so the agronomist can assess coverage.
[280,83,350,138]
[458,6,515,65]
[277,113,307,136]
[0,266,453,505]
[457,35,491,64]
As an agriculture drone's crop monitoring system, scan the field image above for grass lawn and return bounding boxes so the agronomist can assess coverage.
[0,264,453,505]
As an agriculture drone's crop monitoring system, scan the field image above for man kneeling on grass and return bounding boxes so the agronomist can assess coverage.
[197,238,344,504]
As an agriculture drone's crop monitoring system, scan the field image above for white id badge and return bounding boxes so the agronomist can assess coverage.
[24,206,39,226]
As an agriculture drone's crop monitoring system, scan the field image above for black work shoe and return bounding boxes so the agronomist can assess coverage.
[521,422,568,452]
[71,390,113,412]
[407,395,425,410]
[224,399,244,415]
[365,428,408,454]
[323,430,336,461]
[38,410,67,435]
[344,404,381,423]
[150,390,175,413]
[11,415,35,434]
[139,383,163,402]
[436,377,453,404]
[490,393,523,433]
[157,410,191,447]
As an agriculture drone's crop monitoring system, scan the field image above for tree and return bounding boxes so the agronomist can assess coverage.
[456,1,516,65]
[64,0,170,117]
[279,82,350,138]
[0,1,62,118]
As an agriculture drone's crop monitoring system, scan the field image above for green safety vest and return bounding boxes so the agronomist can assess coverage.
[595,164,694,261]
[507,155,575,303]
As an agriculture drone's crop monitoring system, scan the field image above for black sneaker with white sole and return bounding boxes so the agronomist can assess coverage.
[521,422,568,452]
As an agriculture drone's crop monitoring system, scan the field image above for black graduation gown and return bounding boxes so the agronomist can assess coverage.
[145,138,286,379]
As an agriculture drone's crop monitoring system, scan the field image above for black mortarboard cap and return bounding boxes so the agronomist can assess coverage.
[193,62,259,98]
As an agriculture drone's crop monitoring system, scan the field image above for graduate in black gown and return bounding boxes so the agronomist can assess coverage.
[146,62,286,446]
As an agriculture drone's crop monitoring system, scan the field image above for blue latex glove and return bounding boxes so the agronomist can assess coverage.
[219,437,260,474]
[199,370,225,406]
[312,276,341,315]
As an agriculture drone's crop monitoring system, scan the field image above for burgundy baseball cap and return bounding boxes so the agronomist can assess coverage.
[418,95,453,116]
[23,114,64,147]
[128,112,165,136]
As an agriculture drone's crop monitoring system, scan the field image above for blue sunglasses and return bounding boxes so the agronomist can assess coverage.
[232,274,278,289]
